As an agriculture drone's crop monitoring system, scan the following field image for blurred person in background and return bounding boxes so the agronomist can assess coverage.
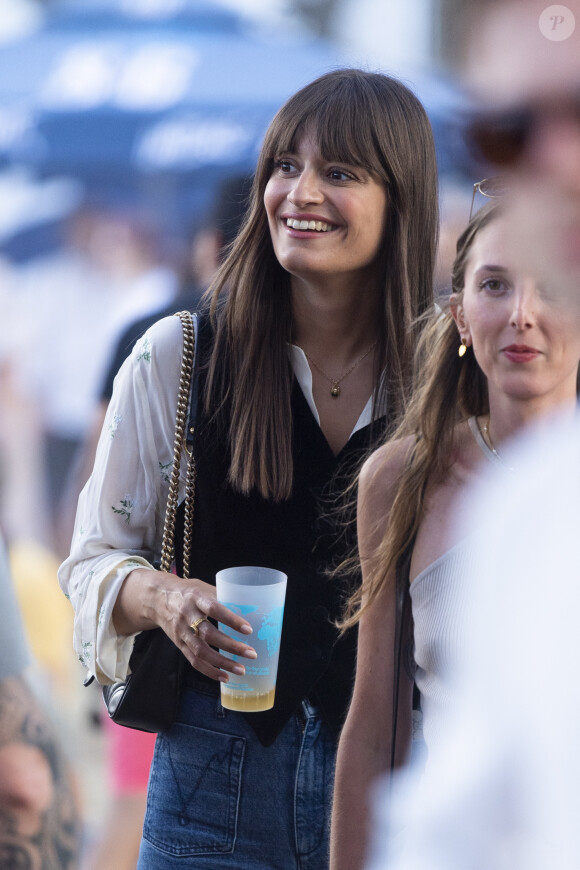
[97,173,253,407]
[187,173,253,293]
[329,196,580,870]
[464,0,580,297]
[0,530,81,869]
[0,208,103,553]
[0,205,178,557]
[363,1,580,867]
[76,172,252,870]
[59,68,439,870]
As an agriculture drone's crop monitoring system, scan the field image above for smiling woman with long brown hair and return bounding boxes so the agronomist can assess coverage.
[59,68,438,869]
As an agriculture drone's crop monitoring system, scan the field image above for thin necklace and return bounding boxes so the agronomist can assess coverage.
[303,340,378,398]
[469,415,515,472]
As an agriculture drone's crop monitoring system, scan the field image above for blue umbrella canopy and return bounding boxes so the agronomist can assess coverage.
[0,0,475,257]
[0,0,345,252]
[49,0,244,29]
[0,1,342,178]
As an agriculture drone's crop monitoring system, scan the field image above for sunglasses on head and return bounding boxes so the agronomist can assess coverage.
[466,91,580,168]
[469,176,509,221]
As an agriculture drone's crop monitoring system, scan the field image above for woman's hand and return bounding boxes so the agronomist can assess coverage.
[113,567,257,682]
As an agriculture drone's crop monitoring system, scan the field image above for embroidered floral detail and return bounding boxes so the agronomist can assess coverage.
[78,640,93,668]
[159,460,172,483]
[136,337,152,363]
[111,496,135,524]
[108,413,122,438]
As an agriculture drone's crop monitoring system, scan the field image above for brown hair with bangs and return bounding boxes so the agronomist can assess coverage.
[204,68,439,502]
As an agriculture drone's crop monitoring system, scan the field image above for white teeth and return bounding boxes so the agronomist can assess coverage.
[286,218,332,232]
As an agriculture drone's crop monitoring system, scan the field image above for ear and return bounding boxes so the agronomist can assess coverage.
[449,293,471,346]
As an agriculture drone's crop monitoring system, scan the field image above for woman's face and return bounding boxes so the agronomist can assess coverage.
[451,216,580,407]
[263,129,388,287]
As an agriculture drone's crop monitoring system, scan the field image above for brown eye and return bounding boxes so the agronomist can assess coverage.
[328,167,356,182]
[480,278,507,295]
[273,158,296,175]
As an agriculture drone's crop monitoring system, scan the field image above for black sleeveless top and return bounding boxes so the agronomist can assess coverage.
[174,314,387,746]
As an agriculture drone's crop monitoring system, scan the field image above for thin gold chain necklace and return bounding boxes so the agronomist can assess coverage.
[478,416,502,462]
[473,415,515,472]
[303,340,378,398]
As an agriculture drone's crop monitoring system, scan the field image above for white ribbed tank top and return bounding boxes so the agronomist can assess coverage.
[410,539,474,750]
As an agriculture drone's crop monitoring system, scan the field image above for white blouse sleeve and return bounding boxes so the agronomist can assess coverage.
[58,314,190,684]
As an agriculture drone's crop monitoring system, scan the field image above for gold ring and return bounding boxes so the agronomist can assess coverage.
[190,615,208,637]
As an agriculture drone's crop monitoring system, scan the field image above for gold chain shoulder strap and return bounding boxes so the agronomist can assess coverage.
[159,310,196,577]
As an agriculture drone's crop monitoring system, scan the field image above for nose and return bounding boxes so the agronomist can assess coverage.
[509,282,538,330]
[287,168,323,208]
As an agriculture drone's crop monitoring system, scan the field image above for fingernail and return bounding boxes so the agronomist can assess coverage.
[232,664,245,675]
[243,648,257,659]
[240,623,253,634]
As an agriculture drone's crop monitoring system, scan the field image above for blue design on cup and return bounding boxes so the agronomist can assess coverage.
[224,603,258,617]
[257,605,284,656]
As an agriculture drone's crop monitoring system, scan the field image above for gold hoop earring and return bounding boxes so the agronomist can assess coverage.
[458,338,468,358]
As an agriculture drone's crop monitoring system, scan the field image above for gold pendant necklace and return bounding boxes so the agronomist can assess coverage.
[304,340,378,398]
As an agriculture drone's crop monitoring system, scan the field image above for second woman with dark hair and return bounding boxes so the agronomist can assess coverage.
[59,68,438,869]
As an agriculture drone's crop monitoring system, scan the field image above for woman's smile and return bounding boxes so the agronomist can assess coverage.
[283,214,337,233]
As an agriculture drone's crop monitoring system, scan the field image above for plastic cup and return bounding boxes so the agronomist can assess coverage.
[216,566,287,712]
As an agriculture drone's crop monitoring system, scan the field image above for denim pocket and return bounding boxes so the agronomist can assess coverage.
[143,721,246,857]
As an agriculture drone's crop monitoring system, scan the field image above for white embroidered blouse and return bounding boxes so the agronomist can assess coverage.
[59,314,377,684]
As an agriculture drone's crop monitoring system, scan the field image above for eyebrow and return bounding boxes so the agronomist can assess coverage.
[475,264,509,273]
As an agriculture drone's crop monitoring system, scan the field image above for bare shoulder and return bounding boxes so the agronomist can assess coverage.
[358,435,415,509]
[357,436,415,559]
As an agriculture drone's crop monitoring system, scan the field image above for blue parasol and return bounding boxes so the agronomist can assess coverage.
[0,0,474,255]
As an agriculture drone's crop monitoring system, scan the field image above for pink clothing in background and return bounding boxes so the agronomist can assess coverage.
[103,714,156,794]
